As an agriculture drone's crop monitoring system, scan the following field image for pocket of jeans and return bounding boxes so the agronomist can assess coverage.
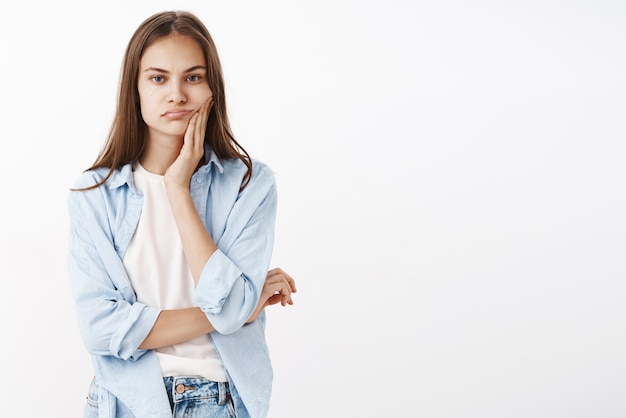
[84,378,99,418]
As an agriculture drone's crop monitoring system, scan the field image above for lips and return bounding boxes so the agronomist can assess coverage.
[163,109,193,119]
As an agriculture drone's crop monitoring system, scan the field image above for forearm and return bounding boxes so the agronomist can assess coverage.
[166,185,217,285]
[139,307,215,350]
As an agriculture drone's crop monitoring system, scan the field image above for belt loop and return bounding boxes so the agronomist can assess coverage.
[218,382,228,405]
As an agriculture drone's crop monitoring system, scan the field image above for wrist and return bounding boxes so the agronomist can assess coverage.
[164,181,191,198]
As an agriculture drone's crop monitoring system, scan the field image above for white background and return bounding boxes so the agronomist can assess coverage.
[1,1,625,417]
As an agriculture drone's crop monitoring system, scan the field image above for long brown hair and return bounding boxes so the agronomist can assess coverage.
[77,10,251,191]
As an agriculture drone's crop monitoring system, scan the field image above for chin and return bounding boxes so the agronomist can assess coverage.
[167,131,186,140]
[161,124,187,138]
[146,122,188,141]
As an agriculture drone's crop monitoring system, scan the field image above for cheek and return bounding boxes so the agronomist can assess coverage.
[201,85,213,100]
[137,83,157,107]
[138,100,157,124]
[138,93,156,113]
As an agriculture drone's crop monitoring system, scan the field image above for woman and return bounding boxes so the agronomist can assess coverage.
[67,10,296,418]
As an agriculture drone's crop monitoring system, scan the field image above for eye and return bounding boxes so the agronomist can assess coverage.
[150,75,165,83]
[187,74,201,82]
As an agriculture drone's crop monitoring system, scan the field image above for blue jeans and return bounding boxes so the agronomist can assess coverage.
[164,376,236,417]
[84,376,236,417]
[84,378,98,418]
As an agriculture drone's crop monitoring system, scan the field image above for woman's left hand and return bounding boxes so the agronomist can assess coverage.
[247,268,297,323]
[164,98,212,189]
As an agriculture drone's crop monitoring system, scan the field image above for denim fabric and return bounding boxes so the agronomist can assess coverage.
[84,378,98,418]
[164,376,236,418]
[68,147,276,418]
[84,377,236,418]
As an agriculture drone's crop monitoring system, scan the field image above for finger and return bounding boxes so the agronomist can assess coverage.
[193,100,209,153]
[266,267,282,278]
[266,268,297,292]
[264,281,292,305]
[266,294,284,306]
[268,292,293,307]
[278,284,293,305]
[287,275,297,293]
[188,100,205,153]
[280,270,296,292]
[281,293,293,306]
[184,113,199,148]
[264,270,284,285]
[275,269,297,293]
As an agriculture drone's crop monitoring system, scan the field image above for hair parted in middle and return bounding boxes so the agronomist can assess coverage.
[83,10,252,190]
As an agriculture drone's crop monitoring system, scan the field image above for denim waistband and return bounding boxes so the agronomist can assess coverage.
[163,376,231,406]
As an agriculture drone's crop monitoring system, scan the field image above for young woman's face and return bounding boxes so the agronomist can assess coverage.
[137,34,213,142]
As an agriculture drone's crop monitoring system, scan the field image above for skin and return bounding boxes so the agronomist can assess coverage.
[137,34,295,350]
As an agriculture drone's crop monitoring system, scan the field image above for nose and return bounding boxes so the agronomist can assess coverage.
[168,81,187,104]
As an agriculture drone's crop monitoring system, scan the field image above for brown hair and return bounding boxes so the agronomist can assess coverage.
[77,10,251,190]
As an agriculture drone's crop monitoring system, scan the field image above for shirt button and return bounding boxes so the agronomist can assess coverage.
[195,177,202,184]
[176,384,185,394]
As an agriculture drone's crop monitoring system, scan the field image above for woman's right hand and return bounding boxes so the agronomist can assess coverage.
[164,98,212,191]
[247,268,297,323]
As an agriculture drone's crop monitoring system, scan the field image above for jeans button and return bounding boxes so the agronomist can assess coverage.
[176,384,185,394]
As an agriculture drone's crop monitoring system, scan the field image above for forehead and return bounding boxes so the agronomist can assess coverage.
[140,34,205,69]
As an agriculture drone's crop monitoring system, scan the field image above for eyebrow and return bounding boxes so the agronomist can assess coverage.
[143,65,207,73]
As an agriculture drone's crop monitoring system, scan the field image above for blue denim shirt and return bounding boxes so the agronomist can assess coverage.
[67,149,276,418]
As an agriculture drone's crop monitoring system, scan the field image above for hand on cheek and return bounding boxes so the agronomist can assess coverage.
[164,99,213,189]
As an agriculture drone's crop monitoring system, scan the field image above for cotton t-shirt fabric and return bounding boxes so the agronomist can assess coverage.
[124,162,227,382]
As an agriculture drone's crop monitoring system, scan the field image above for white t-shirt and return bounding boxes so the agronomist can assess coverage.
[123,162,227,382]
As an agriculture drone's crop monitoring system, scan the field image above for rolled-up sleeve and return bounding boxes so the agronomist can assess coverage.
[193,163,277,335]
[67,178,160,360]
